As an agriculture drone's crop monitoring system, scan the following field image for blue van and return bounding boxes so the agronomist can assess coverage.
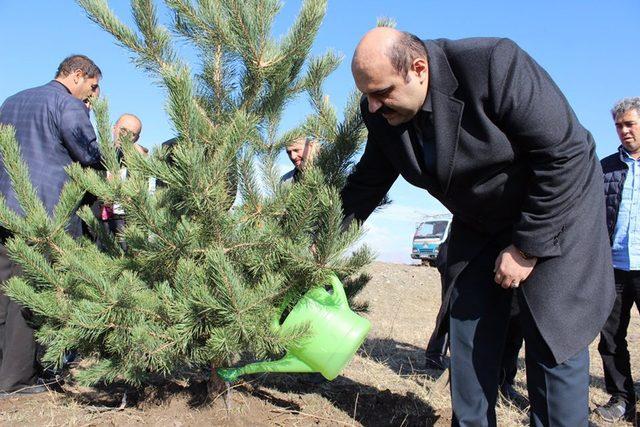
[411,214,452,266]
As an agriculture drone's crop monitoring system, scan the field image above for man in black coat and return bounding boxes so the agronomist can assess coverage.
[595,97,640,423]
[0,55,102,396]
[343,27,615,426]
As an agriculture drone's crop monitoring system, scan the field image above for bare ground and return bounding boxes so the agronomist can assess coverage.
[0,262,637,426]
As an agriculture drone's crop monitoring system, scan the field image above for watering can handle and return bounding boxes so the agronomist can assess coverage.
[271,274,349,332]
[328,274,349,308]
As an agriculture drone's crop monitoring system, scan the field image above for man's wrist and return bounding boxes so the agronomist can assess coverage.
[517,248,536,260]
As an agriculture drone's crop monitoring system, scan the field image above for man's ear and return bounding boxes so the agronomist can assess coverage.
[412,58,428,79]
[72,69,84,84]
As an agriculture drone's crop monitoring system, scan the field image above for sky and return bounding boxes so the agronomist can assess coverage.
[1,0,639,263]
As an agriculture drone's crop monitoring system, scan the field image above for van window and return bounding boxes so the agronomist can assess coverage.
[415,221,448,239]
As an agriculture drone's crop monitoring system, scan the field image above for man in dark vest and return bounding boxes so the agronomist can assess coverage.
[0,55,103,396]
[341,27,614,425]
[596,97,640,423]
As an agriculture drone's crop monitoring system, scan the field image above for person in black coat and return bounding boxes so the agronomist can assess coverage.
[342,27,614,426]
[0,55,103,395]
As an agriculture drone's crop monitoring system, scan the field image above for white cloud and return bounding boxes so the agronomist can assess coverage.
[372,203,426,224]
[351,216,422,264]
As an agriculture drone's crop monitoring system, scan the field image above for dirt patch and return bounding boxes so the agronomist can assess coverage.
[0,261,637,426]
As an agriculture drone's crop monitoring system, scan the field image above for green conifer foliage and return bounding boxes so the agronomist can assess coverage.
[0,0,373,388]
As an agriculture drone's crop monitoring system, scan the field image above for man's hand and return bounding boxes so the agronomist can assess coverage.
[493,244,537,289]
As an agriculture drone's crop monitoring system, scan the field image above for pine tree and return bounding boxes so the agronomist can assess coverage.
[0,0,373,390]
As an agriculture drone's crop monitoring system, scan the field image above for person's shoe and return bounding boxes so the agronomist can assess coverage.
[424,353,448,371]
[499,383,528,407]
[0,378,58,399]
[39,351,77,386]
[40,365,68,386]
[594,397,636,423]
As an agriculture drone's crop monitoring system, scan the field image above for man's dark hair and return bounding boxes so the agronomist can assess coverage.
[55,55,102,79]
[386,32,427,80]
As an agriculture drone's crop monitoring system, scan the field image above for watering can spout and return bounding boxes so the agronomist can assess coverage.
[217,354,314,382]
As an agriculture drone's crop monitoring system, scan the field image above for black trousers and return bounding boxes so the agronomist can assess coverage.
[0,244,38,392]
[449,243,589,427]
[498,311,523,387]
[105,217,127,252]
[597,268,640,405]
[425,240,451,361]
[92,217,127,252]
[426,276,523,387]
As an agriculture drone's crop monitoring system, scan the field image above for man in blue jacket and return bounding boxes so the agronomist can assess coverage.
[0,55,103,396]
[597,97,640,423]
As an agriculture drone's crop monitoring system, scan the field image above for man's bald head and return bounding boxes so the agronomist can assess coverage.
[352,27,401,75]
[353,28,427,80]
[114,113,142,145]
[352,28,429,126]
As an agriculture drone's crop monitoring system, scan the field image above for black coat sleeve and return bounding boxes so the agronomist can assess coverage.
[489,38,590,258]
[340,108,399,228]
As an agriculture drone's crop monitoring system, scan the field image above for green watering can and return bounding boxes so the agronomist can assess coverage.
[217,275,371,382]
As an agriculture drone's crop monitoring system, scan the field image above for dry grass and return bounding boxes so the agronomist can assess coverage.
[0,261,637,426]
